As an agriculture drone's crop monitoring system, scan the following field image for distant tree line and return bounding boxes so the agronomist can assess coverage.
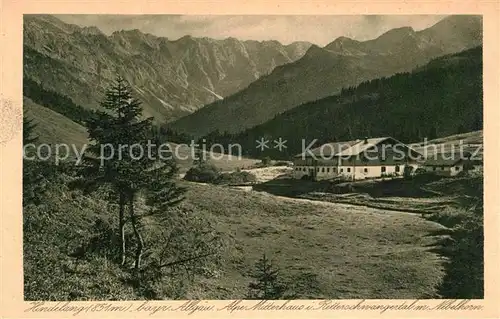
[156,125,194,145]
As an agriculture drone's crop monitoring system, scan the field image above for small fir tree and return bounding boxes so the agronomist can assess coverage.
[247,253,286,299]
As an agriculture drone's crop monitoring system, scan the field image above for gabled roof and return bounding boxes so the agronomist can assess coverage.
[338,137,390,156]
[295,140,359,158]
[295,136,422,159]
[423,152,468,166]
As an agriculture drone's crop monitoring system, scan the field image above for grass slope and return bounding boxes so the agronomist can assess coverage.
[24,96,89,148]
[178,182,446,299]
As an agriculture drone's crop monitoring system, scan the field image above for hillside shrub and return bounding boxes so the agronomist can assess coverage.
[24,177,224,300]
[414,167,427,175]
[184,163,221,183]
[215,171,257,185]
[425,207,470,228]
[437,208,483,298]
[274,161,291,166]
[261,156,272,166]
[403,165,415,179]
[427,177,484,298]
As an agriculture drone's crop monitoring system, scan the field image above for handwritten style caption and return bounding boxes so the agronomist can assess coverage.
[25,299,483,316]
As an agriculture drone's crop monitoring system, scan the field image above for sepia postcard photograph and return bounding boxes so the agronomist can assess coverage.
[1,0,499,318]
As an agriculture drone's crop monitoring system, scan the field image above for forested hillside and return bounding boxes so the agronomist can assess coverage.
[200,46,482,159]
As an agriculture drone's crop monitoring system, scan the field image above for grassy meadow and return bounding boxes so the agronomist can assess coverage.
[178,182,447,299]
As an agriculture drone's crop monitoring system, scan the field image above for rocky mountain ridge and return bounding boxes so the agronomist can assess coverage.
[23,14,312,121]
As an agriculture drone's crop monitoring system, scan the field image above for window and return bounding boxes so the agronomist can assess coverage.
[364,168,368,173]
[327,168,330,173]
[340,168,344,173]
[381,166,386,173]
[316,168,319,172]
[441,166,445,171]
[347,168,351,173]
[333,167,337,172]
[455,166,460,171]
[395,166,400,172]
[321,167,325,173]
[433,167,436,171]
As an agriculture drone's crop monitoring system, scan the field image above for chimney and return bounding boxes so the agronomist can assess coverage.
[364,137,369,144]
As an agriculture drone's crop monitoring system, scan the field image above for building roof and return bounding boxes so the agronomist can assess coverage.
[339,137,389,156]
[423,152,468,166]
[295,136,422,159]
[295,140,359,158]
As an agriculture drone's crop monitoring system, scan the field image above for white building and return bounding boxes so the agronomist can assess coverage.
[292,137,423,181]
[422,152,479,177]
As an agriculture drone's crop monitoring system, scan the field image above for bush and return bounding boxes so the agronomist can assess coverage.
[261,157,272,166]
[425,207,470,228]
[426,180,484,299]
[414,167,427,175]
[437,208,483,298]
[184,163,221,183]
[24,173,225,300]
[403,165,415,179]
[273,161,291,167]
[215,171,257,185]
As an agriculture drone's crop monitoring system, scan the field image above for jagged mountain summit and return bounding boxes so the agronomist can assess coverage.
[23,14,312,121]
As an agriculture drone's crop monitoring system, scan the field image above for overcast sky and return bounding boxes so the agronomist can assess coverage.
[56,15,447,46]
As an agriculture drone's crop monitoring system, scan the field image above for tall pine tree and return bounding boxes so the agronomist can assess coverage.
[73,76,156,269]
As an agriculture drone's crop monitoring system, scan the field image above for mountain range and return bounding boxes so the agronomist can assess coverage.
[23,15,312,121]
[210,46,482,159]
[24,14,483,146]
[171,15,482,137]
